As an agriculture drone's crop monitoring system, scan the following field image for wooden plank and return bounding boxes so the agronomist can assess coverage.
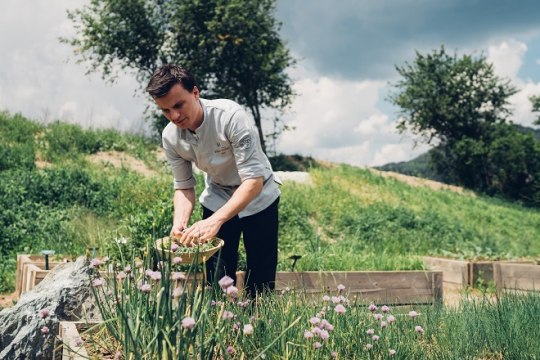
[423,256,469,287]
[274,271,442,305]
[493,263,540,292]
[59,321,90,360]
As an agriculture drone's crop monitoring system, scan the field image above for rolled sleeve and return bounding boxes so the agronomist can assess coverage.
[163,139,196,190]
[227,110,266,181]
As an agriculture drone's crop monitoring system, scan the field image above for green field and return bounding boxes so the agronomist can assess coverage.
[1,111,539,292]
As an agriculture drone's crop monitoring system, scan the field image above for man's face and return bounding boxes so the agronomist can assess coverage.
[155,83,203,131]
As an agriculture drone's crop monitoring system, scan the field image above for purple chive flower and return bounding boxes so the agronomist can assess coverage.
[219,275,234,290]
[172,272,186,281]
[40,326,50,334]
[74,337,84,347]
[415,325,424,334]
[92,278,104,287]
[243,324,254,335]
[381,305,390,313]
[314,342,322,349]
[233,323,240,331]
[409,310,419,319]
[331,351,338,358]
[381,321,387,329]
[227,346,235,354]
[372,335,380,341]
[331,296,341,304]
[334,304,346,314]
[140,284,152,293]
[365,344,373,350]
[173,256,183,265]
[366,328,375,335]
[171,243,179,252]
[145,269,153,277]
[387,315,396,323]
[116,271,126,280]
[320,319,334,331]
[38,309,50,319]
[150,271,162,281]
[337,284,346,292]
[310,317,321,325]
[374,313,383,321]
[312,327,322,335]
[304,330,314,339]
[226,286,239,298]
[89,258,101,268]
[319,329,330,341]
[322,295,331,302]
[182,317,196,330]
[368,304,377,312]
[389,349,397,356]
[124,265,132,273]
[222,311,234,320]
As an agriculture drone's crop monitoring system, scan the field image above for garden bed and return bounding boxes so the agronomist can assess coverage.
[494,262,540,292]
[16,255,70,296]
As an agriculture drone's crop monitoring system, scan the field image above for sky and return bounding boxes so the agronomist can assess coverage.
[1,0,540,167]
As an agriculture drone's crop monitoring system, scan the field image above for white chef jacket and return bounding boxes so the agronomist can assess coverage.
[162,98,280,218]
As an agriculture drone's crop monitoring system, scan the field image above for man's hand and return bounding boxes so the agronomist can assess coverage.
[170,224,185,238]
[179,218,222,247]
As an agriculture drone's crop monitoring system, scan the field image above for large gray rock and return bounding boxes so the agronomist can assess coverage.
[0,257,99,359]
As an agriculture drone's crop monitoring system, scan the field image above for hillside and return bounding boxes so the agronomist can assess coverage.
[1,111,540,293]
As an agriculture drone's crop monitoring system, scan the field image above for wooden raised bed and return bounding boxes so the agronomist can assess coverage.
[16,255,69,296]
[273,271,442,305]
[57,321,90,360]
[494,262,540,293]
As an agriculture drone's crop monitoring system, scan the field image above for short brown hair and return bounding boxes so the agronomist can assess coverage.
[146,64,197,98]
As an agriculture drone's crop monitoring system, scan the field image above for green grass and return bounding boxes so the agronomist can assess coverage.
[1,111,540,291]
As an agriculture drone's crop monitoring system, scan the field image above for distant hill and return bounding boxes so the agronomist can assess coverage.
[377,124,540,183]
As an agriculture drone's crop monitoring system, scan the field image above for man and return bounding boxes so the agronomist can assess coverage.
[146,64,280,295]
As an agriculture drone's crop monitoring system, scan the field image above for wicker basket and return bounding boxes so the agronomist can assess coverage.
[154,237,224,264]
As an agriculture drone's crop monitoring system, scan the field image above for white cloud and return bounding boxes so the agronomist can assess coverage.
[488,39,527,81]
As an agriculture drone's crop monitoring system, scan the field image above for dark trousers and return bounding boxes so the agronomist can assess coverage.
[204,197,279,296]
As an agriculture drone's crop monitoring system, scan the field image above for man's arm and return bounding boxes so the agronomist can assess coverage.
[171,188,196,237]
[179,176,263,246]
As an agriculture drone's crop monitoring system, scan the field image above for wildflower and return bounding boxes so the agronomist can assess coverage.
[171,243,179,252]
[38,309,50,319]
[372,335,379,341]
[320,319,334,331]
[150,271,162,281]
[310,317,321,325]
[304,330,314,339]
[172,287,183,298]
[40,326,49,334]
[92,278,104,287]
[173,256,183,265]
[219,275,234,290]
[140,284,152,293]
[227,346,235,354]
[373,313,383,321]
[322,295,330,302]
[314,342,322,349]
[337,284,346,292]
[415,325,424,334]
[222,311,234,320]
[368,304,377,312]
[334,304,346,314]
[172,272,186,281]
[387,315,396,323]
[366,328,375,335]
[381,305,390,313]
[243,324,254,335]
[226,286,239,298]
[181,317,196,330]
[365,344,372,350]
[408,310,419,319]
[116,271,126,281]
[89,258,101,268]
[381,321,387,329]
[319,329,330,341]
[389,349,397,356]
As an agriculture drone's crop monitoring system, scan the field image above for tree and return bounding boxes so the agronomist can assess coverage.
[389,46,540,206]
[63,0,295,152]
[531,94,540,126]
[389,46,517,146]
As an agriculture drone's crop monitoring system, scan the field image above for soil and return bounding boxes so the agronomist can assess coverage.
[0,291,18,309]
[370,168,475,196]
[87,151,157,177]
